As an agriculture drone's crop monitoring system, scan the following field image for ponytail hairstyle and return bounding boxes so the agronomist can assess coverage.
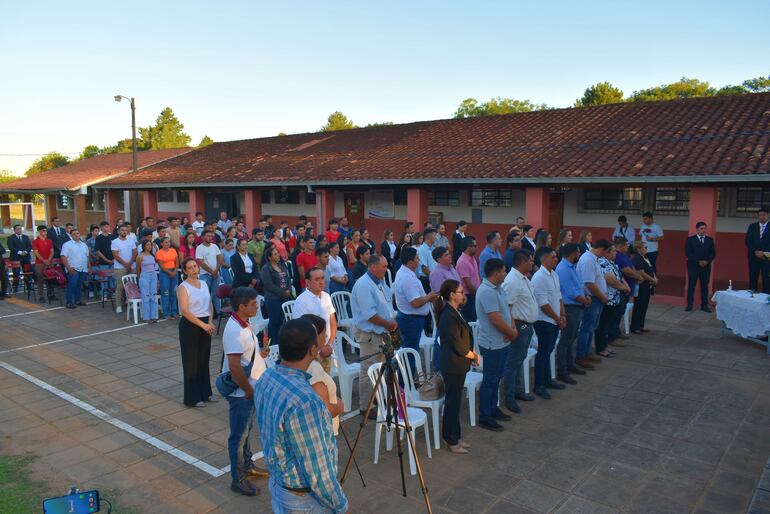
[438,279,461,314]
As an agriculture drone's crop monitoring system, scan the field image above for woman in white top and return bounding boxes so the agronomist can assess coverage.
[177,257,216,407]
[301,313,343,435]
[327,242,349,294]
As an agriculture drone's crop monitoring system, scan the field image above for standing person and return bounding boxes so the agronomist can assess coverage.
[577,230,593,255]
[324,218,340,245]
[32,226,54,302]
[260,246,293,343]
[555,243,590,383]
[351,255,396,415]
[437,279,479,454]
[196,230,224,316]
[456,237,480,322]
[478,231,502,279]
[60,229,90,309]
[0,239,8,299]
[7,224,32,293]
[501,250,538,412]
[630,241,658,334]
[217,211,232,233]
[433,223,450,252]
[417,228,438,290]
[380,230,397,271]
[520,225,536,253]
[294,270,337,375]
[360,229,376,256]
[612,215,635,244]
[177,258,216,407]
[685,222,716,312]
[287,224,306,253]
[222,287,269,496]
[348,246,370,289]
[345,230,362,268]
[221,238,236,283]
[531,247,567,399]
[744,207,770,293]
[611,237,641,344]
[179,231,197,261]
[94,222,115,300]
[476,258,517,432]
[394,248,439,365]
[556,229,573,249]
[166,217,182,248]
[594,245,630,357]
[429,246,461,293]
[326,242,348,294]
[47,216,70,258]
[136,240,160,323]
[640,212,664,273]
[269,230,288,261]
[316,246,331,293]
[337,217,352,240]
[575,239,611,369]
[156,237,180,319]
[302,314,344,435]
[253,318,349,513]
[247,228,266,265]
[503,231,523,272]
[295,236,318,290]
[452,220,468,263]
[191,211,206,236]
[111,224,137,314]
[534,231,552,251]
[231,239,260,289]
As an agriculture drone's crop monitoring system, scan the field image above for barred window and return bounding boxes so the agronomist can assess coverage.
[157,190,174,202]
[56,194,73,210]
[275,189,299,204]
[393,189,407,205]
[85,188,105,211]
[654,188,690,212]
[582,188,642,211]
[429,190,460,206]
[261,190,271,204]
[736,187,770,213]
[470,189,512,207]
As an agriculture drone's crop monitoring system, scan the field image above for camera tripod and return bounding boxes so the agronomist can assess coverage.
[340,343,433,513]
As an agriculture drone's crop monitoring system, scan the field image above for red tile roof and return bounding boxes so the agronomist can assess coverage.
[0,148,191,192]
[100,93,770,188]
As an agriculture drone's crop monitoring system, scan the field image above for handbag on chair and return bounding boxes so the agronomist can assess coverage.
[417,371,445,401]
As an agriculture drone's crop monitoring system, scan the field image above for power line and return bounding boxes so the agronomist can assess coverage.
[0,152,81,156]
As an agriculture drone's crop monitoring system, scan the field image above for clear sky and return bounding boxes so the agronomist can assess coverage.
[1,0,768,175]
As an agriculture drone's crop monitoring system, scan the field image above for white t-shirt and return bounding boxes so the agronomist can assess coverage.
[292,289,336,343]
[639,223,664,253]
[192,220,206,236]
[111,237,136,270]
[60,240,90,272]
[196,243,221,276]
[222,317,266,397]
[308,359,339,435]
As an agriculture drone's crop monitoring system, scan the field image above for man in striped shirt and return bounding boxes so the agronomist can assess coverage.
[254,318,349,513]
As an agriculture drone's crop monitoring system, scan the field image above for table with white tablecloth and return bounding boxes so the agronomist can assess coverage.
[712,289,770,354]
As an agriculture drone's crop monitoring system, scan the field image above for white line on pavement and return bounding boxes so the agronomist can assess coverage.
[0,300,102,319]
[0,359,226,478]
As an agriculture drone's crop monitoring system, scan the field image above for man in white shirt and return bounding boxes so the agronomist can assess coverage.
[575,239,610,369]
[640,212,664,273]
[531,247,567,399]
[111,224,138,314]
[196,230,224,315]
[612,215,635,244]
[292,268,337,372]
[417,228,438,288]
[221,287,269,496]
[192,211,206,236]
[60,229,91,309]
[501,249,539,412]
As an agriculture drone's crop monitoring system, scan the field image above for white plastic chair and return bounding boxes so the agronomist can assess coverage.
[121,273,142,324]
[418,304,438,370]
[523,333,538,394]
[333,332,360,412]
[331,291,354,334]
[264,345,281,369]
[249,295,269,335]
[281,300,295,322]
[395,348,444,450]
[624,301,634,334]
[367,363,431,475]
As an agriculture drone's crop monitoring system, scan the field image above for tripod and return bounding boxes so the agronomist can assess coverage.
[340,343,432,513]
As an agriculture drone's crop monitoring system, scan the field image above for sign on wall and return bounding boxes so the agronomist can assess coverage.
[367,190,395,219]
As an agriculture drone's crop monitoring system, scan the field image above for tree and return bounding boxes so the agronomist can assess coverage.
[365,121,394,127]
[139,107,191,149]
[277,132,288,136]
[198,135,214,147]
[630,77,716,102]
[453,97,547,118]
[76,144,104,161]
[321,111,357,132]
[25,152,70,177]
[574,82,624,107]
[715,84,748,96]
[743,75,770,93]
[0,169,18,184]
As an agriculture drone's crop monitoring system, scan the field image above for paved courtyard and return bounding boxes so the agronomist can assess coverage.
[0,294,768,513]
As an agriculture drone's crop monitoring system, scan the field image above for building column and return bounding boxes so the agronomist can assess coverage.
[315,189,336,232]
[407,188,429,231]
[189,190,206,222]
[141,190,158,220]
[74,194,87,231]
[243,189,262,231]
[525,187,550,232]
[105,190,120,226]
[0,194,11,230]
[686,186,718,299]
[21,194,33,230]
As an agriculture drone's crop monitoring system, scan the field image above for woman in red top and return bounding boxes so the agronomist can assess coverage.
[270,230,288,261]
[32,226,54,302]
[179,232,197,261]
[346,229,363,269]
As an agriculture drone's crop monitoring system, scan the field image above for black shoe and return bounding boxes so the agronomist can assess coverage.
[685,305,693,312]
[76,302,87,306]
[534,387,552,399]
[39,297,46,303]
[568,366,587,375]
[515,392,535,402]
[478,418,504,432]
[66,304,76,309]
[557,374,577,385]
[545,381,566,390]
[230,479,259,496]
[700,306,712,313]
[505,401,521,414]
[491,408,512,421]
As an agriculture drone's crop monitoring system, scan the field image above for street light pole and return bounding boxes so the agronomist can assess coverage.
[114,95,136,225]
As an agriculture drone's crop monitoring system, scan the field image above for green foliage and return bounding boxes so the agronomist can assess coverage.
[716,84,748,96]
[277,132,288,136]
[742,75,770,93]
[630,77,716,102]
[321,111,357,132]
[574,82,624,107]
[0,169,18,183]
[25,151,70,176]
[138,107,191,149]
[365,121,394,127]
[453,97,547,118]
[197,135,214,147]
[77,144,104,160]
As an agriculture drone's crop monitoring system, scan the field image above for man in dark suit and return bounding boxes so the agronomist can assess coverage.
[48,216,70,258]
[745,207,770,294]
[452,220,468,263]
[7,224,32,293]
[685,221,716,312]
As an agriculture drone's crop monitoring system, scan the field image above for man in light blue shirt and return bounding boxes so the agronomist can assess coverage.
[478,231,502,279]
[555,244,588,382]
[417,228,438,281]
[640,212,664,273]
[394,247,438,370]
[60,229,91,309]
[351,255,397,413]
[575,240,610,368]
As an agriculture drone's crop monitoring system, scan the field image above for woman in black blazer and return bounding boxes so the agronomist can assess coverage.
[230,239,261,289]
[437,279,479,454]
[380,230,397,270]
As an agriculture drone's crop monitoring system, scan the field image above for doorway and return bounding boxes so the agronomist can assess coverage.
[344,193,365,228]
[548,192,564,233]
[205,192,239,221]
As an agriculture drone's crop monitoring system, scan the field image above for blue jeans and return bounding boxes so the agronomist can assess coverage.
[533,321,558,389]
[265,296,285,344]
[200,274,221,313]
[479,345,509,420]
[139,271,158,321]
[226,396,254,483]
[65,270,87,305]
[460,293,477,322]
[269,476,334,514]
[576,299,603,358]
[396,312,426,373]
[503,323,533,405]
[159,271,178,317]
